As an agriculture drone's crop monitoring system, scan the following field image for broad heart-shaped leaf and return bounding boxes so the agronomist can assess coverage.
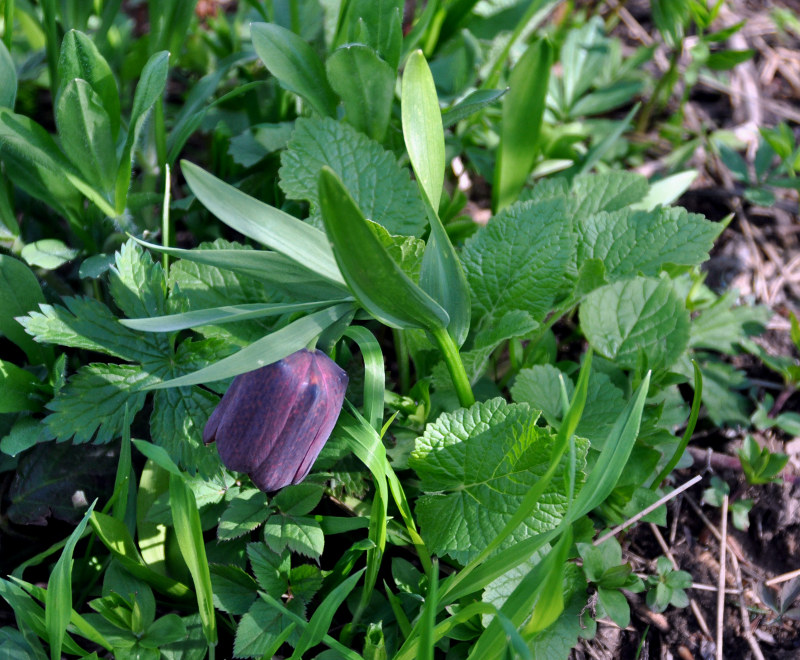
[577,206,722,280]
[493,38,552,213]
[402,50,444,216]
[251,22,337,118]
[579,276,690,372]
[182,160,344,285]
[461,197,574,329]
[56,79,117,195]
[409,398,587,564]
[0,40,17,109]
[318,167,449,333]
[511,365,627,447]
[57,30,120,139]
[0,108,83,218]
[0,255,52,366]
[279,117,427,237]
[326,44,394,143]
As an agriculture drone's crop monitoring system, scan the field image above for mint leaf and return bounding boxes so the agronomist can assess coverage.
[218,490,270,541]
[263,514,325,559]
[409,398,587,563]
[19,295,167,363]
[462,198,574,329]
[511,365,627,446]
[580,277,690,371]
[279,117,427,236]
[570,171,648,215]
[45,364,153,443]
[577,207,721,279]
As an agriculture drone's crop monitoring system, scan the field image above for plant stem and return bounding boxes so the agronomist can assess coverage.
[393,328,411,394]
[637,43,681,133]
[3,0,14,49]
[431,326,474,407]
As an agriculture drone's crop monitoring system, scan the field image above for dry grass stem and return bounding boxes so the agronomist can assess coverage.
[716,494,728,660]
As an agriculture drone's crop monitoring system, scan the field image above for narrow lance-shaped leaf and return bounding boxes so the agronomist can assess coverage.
[493,38,552,213]
[0,40,17,109]
[402,50,471,346]
[181,160,344,285]
[317,166,449,333]
[251,22,338,118]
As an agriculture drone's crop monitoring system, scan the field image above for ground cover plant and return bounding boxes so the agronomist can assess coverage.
[1,1,799,658]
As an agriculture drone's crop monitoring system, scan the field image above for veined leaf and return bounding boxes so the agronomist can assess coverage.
[251,22,337,117]
[182,160,344,285]
[0,40,17,109]
[317,166,449,332]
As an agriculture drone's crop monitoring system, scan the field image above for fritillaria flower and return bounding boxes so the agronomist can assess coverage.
[203,349,348,492]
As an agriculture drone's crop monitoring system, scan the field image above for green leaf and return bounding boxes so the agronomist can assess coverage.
[280,117,427,236]
[0,40,17,109]
[263,514,325,560]
[218,490,270,541]
[182,160,343,284]
[21,239,80,270]
[631,170,698,211]
[577,207,722,279]
[0,254,52,365]
[409,398,587,563]
[44,364,151,444]
[689,290,770,353]
[209,565,258,615]
[511,365,626,446]
[326,44,394,142]
[493,38,552,212]
[56,79,117,194]
[247,543,290,597]
[318,167,448,332]
[580,277,690,372]
[462,198,574,328]
[47,501,96,660]
[234,598,301,658]
[401,50,444,211]
[251,22,337,117]
[0,360,44,413]
[337,0,403,68]
[0,109,82,218]
[20,295,166,363]
[441,89,506,128]
[57,30,120,138]
[147,302,354,388]
[169,473,216,646]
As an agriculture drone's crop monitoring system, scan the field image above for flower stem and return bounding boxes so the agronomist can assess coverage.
[431,326,475,407]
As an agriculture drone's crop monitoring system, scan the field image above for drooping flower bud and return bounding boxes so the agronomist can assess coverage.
[203,349,348,492]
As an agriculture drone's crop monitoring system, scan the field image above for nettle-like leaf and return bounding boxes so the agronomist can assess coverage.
[577,206,722,280]
[409,398,587,564]
[234,598,304,658]
[279,116,428,236]
[511,365,627,447]
[218,489,270,541]
[263,514,325,560]
[18,241,233,473]
[461,198,574,330]
[580,276,690,372]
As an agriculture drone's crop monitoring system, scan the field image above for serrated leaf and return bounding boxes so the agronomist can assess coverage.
[247,543,290,597]
[689,290,771,353]
[44,364,153,444]
[19,295,168,364]
[233,598,302,658]
[511,366,626,446]
[462,198,574,328]
[108,241,170,320]
[409,399,587,563]
[263,514,325,559]
[209,565,258,615]
[218,490,270,540]
[289,564,324,605]
[580,277,690,371]
[280,117,427,236]
[577,206,722,279]
[571,171,648,215]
